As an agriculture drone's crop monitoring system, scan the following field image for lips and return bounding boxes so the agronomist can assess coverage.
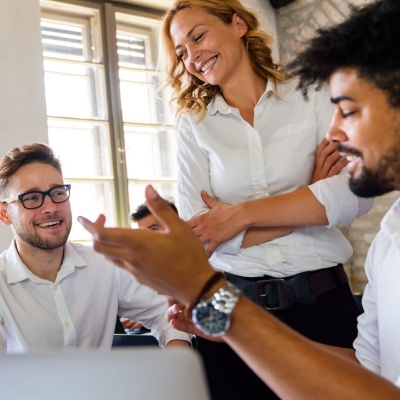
[199,56,217,74]
[37,221,62,228]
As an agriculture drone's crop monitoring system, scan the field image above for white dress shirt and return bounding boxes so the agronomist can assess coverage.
[354,198,400,386]
[177,78,372,277]
[0,241,190,353]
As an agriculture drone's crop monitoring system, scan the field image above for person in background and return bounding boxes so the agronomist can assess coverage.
[158,0,372,398]
[79,1,400,398]
[0,143,191,353]
[119,201,180,334]
[131,201,178,231]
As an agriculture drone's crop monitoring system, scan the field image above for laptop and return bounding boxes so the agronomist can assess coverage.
[0,348,210,400]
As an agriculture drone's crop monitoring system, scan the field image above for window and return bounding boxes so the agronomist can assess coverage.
[40,0,175,241]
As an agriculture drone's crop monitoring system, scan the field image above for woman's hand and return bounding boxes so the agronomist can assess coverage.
[311,138,348,183]
[187,192,245,257]
[166,297,223,342]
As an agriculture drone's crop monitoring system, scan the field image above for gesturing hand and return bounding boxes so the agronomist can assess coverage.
[78,185,215,308]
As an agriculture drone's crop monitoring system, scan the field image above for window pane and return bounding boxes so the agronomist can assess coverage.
[47,119,113,178]
[119,74,159,124]
[44,59,107,119]
[68,181,116,241]
[124,125,177,179]
[41,20,86,61]
[117,32,146,68]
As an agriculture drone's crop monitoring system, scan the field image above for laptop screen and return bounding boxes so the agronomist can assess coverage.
[0,348,210,400]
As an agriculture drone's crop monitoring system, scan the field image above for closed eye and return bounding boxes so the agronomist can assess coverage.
[194,33,204,42]
[341,110,356,118]
[178,50,187,60]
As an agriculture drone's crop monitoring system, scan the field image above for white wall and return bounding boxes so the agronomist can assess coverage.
[246,0,279,60]
[0,0,48,250]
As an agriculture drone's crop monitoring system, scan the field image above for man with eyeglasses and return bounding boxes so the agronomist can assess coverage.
[0,142,191,353]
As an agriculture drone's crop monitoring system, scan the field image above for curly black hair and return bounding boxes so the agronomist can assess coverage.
[288,0,400,108]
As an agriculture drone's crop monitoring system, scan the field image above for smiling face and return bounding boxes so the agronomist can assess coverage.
[327,68,400,197]
[1,162,72,252]
[169,7,248,88]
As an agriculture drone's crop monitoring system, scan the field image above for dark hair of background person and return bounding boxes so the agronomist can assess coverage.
[130,201,178,222]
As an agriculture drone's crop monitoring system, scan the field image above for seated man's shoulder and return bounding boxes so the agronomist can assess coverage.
[67,242,118,270]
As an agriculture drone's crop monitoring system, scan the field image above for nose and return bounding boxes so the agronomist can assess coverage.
[187,44,200,64]
[41,193,57,212]
[326,111,347,143]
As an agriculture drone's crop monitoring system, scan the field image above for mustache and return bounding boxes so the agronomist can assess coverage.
[337,143,363,158]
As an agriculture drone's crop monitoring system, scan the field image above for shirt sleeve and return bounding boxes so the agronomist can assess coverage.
[353,235,381,374]
[177,114,245,255]
[309,175,373,228]
[177,113,214,221]
[116,269,191,349]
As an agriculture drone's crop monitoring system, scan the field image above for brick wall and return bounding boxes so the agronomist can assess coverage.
[274,0,399,292]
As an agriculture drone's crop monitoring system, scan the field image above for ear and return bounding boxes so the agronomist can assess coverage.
[233,13,248,38]
[0,204,12,226]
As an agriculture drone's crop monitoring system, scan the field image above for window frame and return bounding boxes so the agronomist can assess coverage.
[40,0,171,234]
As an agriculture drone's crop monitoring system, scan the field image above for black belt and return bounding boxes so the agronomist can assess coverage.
[225,264,348,311]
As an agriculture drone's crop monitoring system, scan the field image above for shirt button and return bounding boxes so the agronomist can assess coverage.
[65,322,70,328]
[53,285,57,291]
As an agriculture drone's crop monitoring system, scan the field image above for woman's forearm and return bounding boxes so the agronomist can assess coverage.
[242,226,295,248]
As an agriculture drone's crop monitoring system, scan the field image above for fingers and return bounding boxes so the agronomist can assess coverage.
[186,216,198,229]
[206,241,217,258]
[77,215,101,236]
[312,140,347,183]
[145,185,182,233]
[201,190,217,208]
[94,214,106,226]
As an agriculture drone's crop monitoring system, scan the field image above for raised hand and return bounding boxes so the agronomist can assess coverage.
[311,138,349,183]
[78,185,215,308]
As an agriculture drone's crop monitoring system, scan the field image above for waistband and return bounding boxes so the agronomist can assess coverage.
[225,264,348,311]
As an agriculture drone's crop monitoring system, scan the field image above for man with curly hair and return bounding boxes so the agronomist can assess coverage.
[80,0,400,398]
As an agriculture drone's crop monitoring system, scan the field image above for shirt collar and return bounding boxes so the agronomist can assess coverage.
[381,197,400,249]
[5,241,88,285]
[207,79,277,116]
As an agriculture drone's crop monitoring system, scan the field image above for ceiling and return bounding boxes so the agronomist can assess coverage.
[118,0,174,11]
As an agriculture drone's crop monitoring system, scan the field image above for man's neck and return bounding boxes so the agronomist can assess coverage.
[14,240,65,282]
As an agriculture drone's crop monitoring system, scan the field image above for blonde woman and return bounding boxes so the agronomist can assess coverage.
[160,1,373,398]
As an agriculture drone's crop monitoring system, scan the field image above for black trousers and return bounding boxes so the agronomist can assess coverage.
[195,282,360,400]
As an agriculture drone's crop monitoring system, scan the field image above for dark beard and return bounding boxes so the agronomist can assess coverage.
[18,230,70,250]
[349,155,399,198]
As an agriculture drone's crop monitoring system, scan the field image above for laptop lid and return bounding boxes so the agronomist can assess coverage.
[0,348,210,400]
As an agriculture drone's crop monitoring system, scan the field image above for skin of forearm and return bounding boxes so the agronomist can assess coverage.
[224,297,400,400]
[165,340,192,348]
[242,226,296,248]
[240,187,329,230]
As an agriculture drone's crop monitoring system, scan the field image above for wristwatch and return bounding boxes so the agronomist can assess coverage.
[192,281,241,337]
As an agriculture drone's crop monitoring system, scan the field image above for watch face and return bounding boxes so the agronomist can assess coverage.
[193,303,229,336]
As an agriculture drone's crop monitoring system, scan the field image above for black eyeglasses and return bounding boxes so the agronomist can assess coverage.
[1,184,71,210]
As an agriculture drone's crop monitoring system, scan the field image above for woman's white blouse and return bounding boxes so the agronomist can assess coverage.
[177,79,373,277]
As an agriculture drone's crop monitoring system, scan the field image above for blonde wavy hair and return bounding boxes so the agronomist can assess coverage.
[159,0,286,120]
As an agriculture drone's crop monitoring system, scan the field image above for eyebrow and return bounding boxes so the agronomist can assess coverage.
[330,95,355,104]
[174,24,202,51]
